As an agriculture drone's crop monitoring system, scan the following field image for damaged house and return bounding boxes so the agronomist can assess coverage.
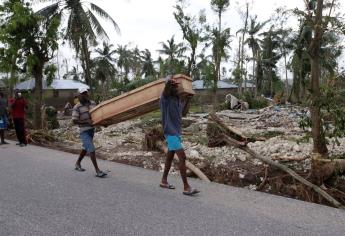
[15,79,89,109]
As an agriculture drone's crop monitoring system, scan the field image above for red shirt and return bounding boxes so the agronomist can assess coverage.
[11,97,27,119]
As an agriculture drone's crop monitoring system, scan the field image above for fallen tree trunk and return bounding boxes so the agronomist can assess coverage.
[220,134,344,209]
[156,140,211,182]
[209,113,345,209]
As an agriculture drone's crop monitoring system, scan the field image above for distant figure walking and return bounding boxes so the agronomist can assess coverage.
[0,92,9,144]
[11,91,28,147]
[72,88,107,178]
[159,78,199,196]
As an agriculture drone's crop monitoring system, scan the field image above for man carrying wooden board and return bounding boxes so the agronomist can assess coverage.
[159,77,200,196]
[72,88,107,178]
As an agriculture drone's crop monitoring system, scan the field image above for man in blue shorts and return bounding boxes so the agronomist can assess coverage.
[159,78,200,196]
[72,88,107,178]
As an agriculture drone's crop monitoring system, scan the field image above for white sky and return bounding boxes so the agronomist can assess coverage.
[34,0,344,77]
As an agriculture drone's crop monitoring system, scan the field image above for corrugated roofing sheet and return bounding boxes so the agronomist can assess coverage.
[192,80,238,90]
[15,79,89,90]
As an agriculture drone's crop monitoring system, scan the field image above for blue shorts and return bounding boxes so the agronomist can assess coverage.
[165,135,183,151]
[0,116,7,130]
[80,129,95,153]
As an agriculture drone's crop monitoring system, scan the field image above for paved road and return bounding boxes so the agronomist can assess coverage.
[1,143,345,236]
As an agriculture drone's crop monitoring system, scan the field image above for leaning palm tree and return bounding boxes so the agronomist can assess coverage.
[36,0,120,91]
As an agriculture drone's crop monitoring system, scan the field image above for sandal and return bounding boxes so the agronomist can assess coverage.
[159,183,175,189]
[96,171,107,178]
[183,188,200,196]
[75,165,86,172]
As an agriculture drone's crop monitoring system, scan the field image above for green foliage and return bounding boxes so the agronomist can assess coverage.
[45,106,59,129]
[120,76,157,93]
[299,77,345,145]
[0,0,61,128]
[44,64,57,86]
[174,2,204,77]
[158,36,187,76]
[243,92,269,109]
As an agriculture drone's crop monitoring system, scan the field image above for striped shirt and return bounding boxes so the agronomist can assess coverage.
[72,101,96,133]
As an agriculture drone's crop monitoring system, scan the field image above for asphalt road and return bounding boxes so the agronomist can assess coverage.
[1,142,345,236]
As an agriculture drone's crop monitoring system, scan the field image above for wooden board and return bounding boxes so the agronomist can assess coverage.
[90,74,195,126]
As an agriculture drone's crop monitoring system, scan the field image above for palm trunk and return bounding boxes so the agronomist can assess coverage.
[253,49,257,97]
[81,37,92,93]
[238,39,242,95]
[240,4,249,94]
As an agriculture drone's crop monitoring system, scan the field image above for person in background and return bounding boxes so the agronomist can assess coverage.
[159,78,199,196]
[73,93,79,105]
[11,90,28,147]
[72,88,107,178]
[0,92,9,144]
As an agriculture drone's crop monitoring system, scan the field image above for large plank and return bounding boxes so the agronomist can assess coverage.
[90,74,195,125]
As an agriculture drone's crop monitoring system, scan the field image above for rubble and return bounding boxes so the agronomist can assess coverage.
[50,105,345,194]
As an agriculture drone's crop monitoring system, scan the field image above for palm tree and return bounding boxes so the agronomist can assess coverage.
[158,36,186,75]
[130,46,143,80]
[37,0,120,91]
[235,2,249,94]
[93,41,117,85]
[141,49,156,78]
[158,36,186,61]
[245,16,268,96]
[174,3,203,78]
[260,27,282,97]
[115,44,132,84]
[210,0,230,82]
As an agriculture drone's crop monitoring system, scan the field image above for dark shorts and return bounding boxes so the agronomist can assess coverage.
[80,129,95,153]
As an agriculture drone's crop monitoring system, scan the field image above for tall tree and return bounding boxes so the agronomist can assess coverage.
[245,16,268,96]
[210,0,230,83]
[158,36,186,75]
[308,0,328,155]
[37,0,120,92]
[115,45,133,83]
[260,27,282,97]
[174,1,204,78]
[0,0,60,129]
[93,41,117,97]
[236,2,249,94]
[271,8,294,98]
[141,49,156,78]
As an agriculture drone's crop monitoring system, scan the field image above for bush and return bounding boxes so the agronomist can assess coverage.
[121,76,157,93]
[243,92,269,109]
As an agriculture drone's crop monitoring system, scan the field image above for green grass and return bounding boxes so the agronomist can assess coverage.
[189,105,204,113]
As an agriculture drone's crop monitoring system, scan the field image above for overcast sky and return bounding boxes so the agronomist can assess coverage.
[34,0,344,76]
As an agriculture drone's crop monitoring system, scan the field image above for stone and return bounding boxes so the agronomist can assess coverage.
[293,145,301,152]
[189,150,200,159]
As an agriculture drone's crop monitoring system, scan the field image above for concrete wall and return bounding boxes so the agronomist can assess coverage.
[193,88,238,104]
[43,89,77,109]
